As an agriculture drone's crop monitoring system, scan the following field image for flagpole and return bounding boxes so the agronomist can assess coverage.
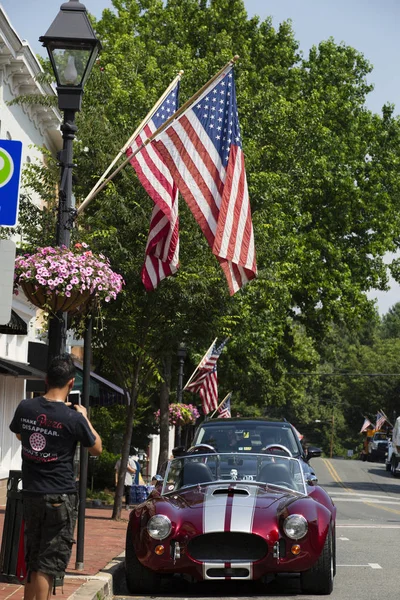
[77,71,184,216]
[183,338,217,391]
[209,392,232,419]
[76,56,239,215]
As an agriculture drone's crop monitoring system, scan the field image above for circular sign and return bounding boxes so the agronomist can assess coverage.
[0,147,14,188]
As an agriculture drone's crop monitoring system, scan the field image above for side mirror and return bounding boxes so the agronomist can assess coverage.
[306,474,318,486]
[306,446,322,460]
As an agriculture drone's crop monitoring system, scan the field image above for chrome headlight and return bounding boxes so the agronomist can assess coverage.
[147,515,172,540]
[283,514,308,540]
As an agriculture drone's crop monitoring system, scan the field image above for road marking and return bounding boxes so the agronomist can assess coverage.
[330,491,400,500]
[322,459,356,495]
[338,536,349,540]
[322,459,400,515]
[337,524,400,529]
[337,564,382,569]
[331,498,400,505]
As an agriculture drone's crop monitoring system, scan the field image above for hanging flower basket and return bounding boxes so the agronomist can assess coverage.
[20,281,92,313]
[14,244,124,314]
[154,403,200,428]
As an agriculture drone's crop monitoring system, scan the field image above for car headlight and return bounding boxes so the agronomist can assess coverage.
[147,515,172,540]
[283,514,308,540]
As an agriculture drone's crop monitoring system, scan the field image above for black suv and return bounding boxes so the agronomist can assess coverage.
[188,417,322,477]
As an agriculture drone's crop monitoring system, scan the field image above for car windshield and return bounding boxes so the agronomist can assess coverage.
[162,452,307,495]
[194,423,301,456]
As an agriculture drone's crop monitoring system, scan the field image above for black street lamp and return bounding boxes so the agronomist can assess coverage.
[177,343,187,404]
[39,0,101,572]
[175,343,187,447]
[40,0,101,362]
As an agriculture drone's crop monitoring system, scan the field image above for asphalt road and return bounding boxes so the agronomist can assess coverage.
[114,456,400,599]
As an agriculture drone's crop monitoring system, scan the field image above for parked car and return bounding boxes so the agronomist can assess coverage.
[385,439,400,476]
[125,449,336,595]
[365,431,389,462]
[186,417,322,478]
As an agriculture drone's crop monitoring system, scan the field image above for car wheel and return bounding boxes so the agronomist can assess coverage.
[125,529,161,594]
[391,458,399,477]
[386,461,391,472]
[301,525,334,595]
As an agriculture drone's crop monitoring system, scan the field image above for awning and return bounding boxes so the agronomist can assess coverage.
[0,311,28,335]
[24,342,126,406]
[73,362,127,407]
[0,357,46,380]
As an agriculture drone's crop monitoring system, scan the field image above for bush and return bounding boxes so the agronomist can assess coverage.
[88,449,118,491]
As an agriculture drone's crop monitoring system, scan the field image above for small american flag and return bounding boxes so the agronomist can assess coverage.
[185,339,228,415]
[153,65,256,295]
[375,411,387,431]
[218,393,232,418]
[360,417,372,433]
[127,82,180,291]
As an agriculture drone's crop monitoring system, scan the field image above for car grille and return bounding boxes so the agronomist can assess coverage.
[187,532,268,561]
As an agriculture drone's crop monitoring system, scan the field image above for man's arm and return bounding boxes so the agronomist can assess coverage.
[74,405,102,456]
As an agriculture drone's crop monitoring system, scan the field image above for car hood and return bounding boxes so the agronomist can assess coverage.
[167,482,302,510]
[162,483,306,535]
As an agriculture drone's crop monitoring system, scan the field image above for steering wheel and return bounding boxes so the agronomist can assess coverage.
[262,444,293,457]
[187,444,217,455]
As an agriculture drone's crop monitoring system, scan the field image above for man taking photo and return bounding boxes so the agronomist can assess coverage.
[9,353,102,600]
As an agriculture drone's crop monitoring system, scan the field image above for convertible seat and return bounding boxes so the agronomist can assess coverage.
[258,462,294,487]
[182,462,215,486]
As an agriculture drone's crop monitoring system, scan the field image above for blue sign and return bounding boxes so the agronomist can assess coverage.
[0,140,23,226]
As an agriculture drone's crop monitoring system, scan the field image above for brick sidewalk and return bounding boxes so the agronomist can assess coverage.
[0,505,127,600]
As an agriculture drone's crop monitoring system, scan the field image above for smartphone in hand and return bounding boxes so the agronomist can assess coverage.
[68,390,81,409]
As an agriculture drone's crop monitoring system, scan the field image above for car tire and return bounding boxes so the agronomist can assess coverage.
[125,529,161,594]
[301,525,334,595]
[391,458,399,478]
[386,461,391,472]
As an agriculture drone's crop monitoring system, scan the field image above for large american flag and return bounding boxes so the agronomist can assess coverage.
[185,338,228,415]
[152,65,257,295]
[127,82,180,291]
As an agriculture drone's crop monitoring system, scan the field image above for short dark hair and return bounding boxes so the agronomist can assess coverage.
[47,353,76,389]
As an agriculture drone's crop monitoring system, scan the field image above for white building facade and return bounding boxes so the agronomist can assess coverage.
[0,5,61,504]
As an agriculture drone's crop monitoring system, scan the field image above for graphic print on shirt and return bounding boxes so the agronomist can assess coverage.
[20,414,64,463]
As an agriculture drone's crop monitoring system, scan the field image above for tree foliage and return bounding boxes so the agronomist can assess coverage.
[9,0,400,510]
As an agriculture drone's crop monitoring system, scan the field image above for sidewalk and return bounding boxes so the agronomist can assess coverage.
[0,505,127,600]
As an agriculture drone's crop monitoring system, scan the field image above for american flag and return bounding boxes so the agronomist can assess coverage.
[375,411,387,431]
[218,393,232,418]
[153,65,257,295]
[360,417,372,433]
[185,338,228,415]
[127,82,180,291]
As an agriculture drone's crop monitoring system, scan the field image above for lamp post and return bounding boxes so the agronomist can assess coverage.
[175,343,187,447]
[40,0,101,363]
[39,0,101,572]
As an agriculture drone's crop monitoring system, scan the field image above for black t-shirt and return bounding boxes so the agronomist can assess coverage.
[10,396,96,494]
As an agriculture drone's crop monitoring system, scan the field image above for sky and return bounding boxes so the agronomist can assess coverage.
[2,0,400,313]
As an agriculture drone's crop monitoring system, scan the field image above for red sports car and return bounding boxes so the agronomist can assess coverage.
[125,448,336,595]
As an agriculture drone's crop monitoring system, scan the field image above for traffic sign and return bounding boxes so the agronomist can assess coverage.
[0,140,23,226]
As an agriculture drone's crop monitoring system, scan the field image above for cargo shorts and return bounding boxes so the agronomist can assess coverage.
[23,493,78,579]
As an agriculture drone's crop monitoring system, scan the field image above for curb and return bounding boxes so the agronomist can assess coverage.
[67,553,125,600]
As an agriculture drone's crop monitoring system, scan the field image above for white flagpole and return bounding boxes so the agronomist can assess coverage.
[209,392,232,419]
[183,338,217,391]
[77,71,183,215]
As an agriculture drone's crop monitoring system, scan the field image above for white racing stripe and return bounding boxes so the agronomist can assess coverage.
[230,486,258,533]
